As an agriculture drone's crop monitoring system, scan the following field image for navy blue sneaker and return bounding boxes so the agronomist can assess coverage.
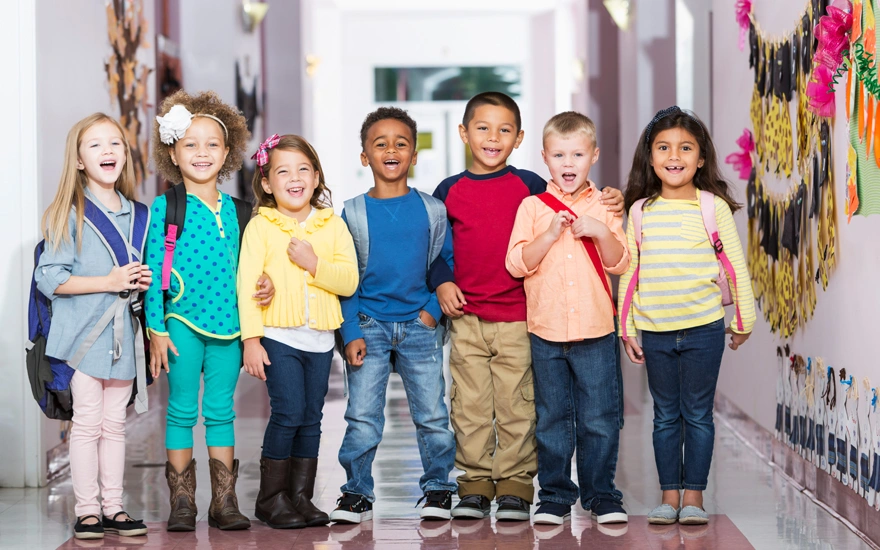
[533,502,571,525]
[590,499,628,524]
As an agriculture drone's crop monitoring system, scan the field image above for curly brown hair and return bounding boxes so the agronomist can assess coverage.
[152,90,250,184]
[252,135,332,211]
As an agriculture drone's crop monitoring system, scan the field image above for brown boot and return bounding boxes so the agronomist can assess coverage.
[165,459,197,532]
[255,457,306,529]
[207,458,251,530]
[289,457,330,526]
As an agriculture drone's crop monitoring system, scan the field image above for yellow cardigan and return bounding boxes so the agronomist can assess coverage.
[237,207,358,340]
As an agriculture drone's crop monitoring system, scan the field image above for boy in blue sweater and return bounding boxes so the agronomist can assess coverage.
[331,107,457,524]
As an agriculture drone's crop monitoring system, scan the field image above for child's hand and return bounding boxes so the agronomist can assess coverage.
[726,328,751,350]
[137,265,152,291]
[623,338,645,364]
[437,282,466,318]
[600,187,625,217]
[149,333,178,378]
[345,339,367,366]
[419,310,438,328]
[288,237,318,276]
[107,263,143,293]
[570,214,609,240]
[243,338,269,381]
[253,273,275,306]
[544,211,574,241]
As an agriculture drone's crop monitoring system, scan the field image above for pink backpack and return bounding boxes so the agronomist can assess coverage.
[620,190,743,340]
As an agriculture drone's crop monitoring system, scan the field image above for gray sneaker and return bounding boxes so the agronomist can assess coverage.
[647,504,680,525]
[678,505,709,525]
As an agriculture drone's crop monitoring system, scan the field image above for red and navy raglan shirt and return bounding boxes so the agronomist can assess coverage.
[429,166,546,323]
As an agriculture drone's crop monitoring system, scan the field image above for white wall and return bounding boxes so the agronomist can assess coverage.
[711,0,880,430]
[0,0,41,489]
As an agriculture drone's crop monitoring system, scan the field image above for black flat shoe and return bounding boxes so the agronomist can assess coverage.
[102,511,148,536]
[74,515,104,540]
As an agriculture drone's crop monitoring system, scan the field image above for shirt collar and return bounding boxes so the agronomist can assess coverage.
[547,179,596,203]
[84,187,131,215]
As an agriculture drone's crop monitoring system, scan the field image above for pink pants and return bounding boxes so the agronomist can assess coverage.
[69,370,132,518]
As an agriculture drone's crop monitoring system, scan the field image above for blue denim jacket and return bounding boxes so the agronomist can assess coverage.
[35,190,138,381]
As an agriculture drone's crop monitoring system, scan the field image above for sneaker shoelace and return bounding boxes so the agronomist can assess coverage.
[416,490,451,507]
[459,494,486,507]
[496,495,524,508]
[337,494,366,510]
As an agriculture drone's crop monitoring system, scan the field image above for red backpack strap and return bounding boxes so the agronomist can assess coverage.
[619,198,646,341]
[698,190,744,332]
[535,193,616,315]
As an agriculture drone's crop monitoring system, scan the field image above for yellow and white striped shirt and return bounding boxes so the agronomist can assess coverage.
[618,193,756,337]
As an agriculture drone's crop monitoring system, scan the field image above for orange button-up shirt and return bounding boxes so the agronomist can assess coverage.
[506,180,629,342]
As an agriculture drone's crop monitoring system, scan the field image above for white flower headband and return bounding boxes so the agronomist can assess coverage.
[156,104,229,145]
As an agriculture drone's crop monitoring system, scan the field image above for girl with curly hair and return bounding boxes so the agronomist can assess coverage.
[144,90,262,532]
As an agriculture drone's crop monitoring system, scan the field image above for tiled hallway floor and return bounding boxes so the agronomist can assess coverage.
[0,356,871,549]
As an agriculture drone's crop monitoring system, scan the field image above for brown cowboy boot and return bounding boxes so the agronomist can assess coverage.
[207,458,251,530]
[255,457,306,529]
[165,459,197,532]
[288,457,330,526]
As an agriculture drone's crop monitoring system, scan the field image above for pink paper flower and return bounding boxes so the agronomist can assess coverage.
[807,2,853,116]
[725,129,755,180]
[735,0,752,51]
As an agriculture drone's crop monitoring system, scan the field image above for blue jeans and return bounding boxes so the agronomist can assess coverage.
[641,318,725,491]
[261,338,333,459]
[338,314,456,501]
[530,332,623,509]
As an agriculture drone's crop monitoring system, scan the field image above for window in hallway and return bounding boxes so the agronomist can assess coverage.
[375,66,522,102]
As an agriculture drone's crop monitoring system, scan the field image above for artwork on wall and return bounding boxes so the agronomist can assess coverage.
[774,350,880,509]
[236,58,261,203]
[104,0,153,187]
[731,1,839,338]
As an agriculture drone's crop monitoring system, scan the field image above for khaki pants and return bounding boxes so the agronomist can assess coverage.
[448,314,537,502]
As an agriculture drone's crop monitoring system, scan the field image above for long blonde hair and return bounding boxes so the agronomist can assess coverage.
[42,113,137,250]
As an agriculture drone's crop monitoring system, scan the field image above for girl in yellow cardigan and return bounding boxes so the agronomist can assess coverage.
[238,134,358,529]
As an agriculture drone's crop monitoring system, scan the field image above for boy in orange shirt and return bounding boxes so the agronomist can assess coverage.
[506,112,629,525]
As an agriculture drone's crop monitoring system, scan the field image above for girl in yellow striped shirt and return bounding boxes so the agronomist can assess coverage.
[238,134,358,529]
[618,107,755,526]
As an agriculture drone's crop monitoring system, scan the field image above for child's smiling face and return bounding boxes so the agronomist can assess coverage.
[459,104,524,175]
[650,127,704,198]
[542,132,599,197]
[261,148,318,221]
[170,116,229,186]
[77,121,127,189]
[360,118,417,185]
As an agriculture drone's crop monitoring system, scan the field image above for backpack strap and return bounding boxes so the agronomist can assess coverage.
[619,198,646,341]
[698,190,744,332]
[231,196,252,247]
[161,185,187,290]
[73,196,151,413]
[417,190,448,270]
[535,192,616,315]
[343,194,370,281]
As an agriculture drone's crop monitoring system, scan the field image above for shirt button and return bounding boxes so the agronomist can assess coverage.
[310,320,317,325]
[42,268,47,274]
[569,281,574,286]
[567,254,573,259]
[310,294,316,298]
[570,308,575,313]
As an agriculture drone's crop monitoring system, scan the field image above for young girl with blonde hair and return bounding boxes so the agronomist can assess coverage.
[37,113,152,540]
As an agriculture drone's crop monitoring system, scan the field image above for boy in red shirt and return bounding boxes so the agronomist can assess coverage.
[430,93,624,520]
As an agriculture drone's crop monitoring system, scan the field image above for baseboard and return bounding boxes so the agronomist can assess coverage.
[714,392,880,549]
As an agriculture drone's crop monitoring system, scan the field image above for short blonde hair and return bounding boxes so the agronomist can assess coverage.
[542,111,598,147]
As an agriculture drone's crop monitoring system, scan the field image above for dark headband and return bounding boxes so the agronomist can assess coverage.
[644,105,683,144]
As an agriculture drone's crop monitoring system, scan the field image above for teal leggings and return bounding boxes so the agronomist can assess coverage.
[165,318,242,450]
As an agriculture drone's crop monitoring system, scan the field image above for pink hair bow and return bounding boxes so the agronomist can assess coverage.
[724,129,755,180]
[251,134,281,175]
[735,0,752,51]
